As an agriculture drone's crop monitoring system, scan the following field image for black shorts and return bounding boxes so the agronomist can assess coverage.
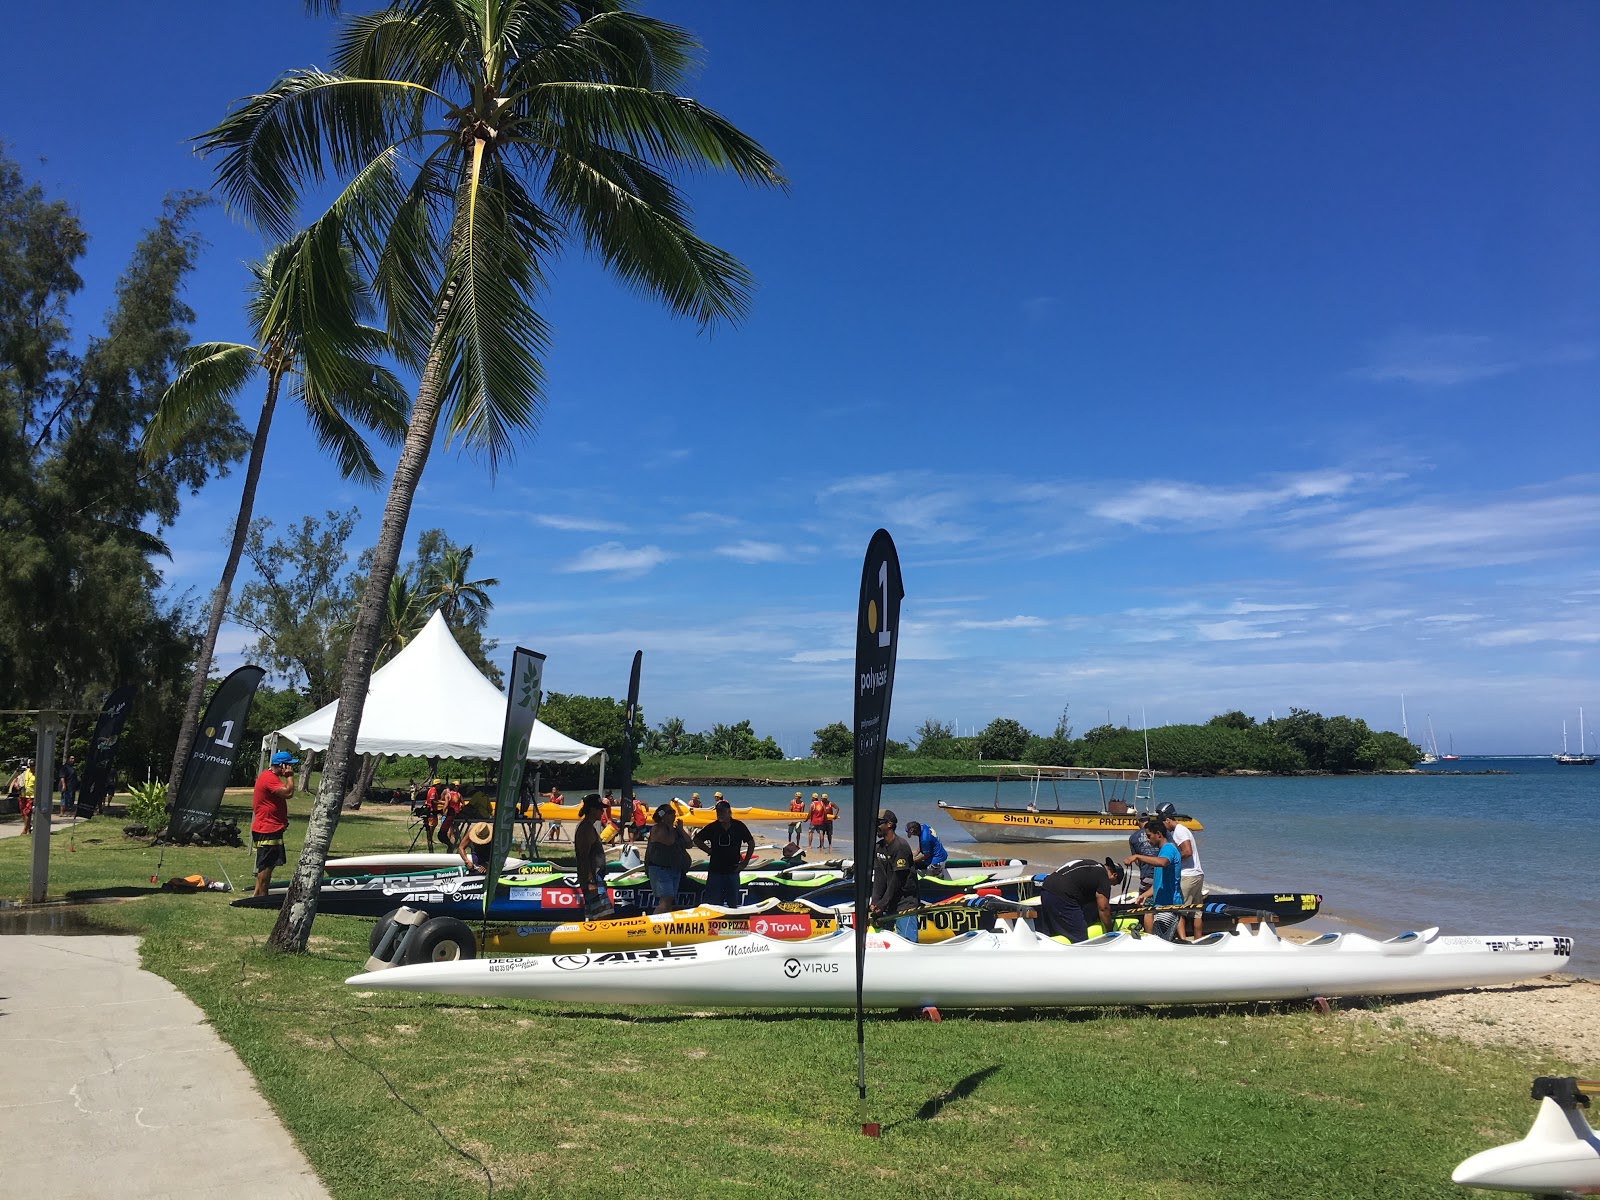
[253,834,286,872]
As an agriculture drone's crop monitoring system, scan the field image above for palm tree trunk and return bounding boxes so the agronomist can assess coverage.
[268,319,452,952]
[164,368,282,809]
[346,753,377,809]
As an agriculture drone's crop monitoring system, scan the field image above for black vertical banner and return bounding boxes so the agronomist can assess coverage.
[170,665,266,840]
[76,686,135,818]
[851,528,904,1137]
[619,651,643,806]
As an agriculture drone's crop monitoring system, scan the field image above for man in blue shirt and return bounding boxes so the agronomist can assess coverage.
[903,820,949,879]
[1124,820,1182,940]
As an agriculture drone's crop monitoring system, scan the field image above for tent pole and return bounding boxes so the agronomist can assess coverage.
[596,750,606,797]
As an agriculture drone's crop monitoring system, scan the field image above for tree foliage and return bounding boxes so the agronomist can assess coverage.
[0,150,245,764]
[234,510,359,712]
[643,715,781,760]
[810,721,852,758]
[977,717,1031,761]
[537,692,644,773]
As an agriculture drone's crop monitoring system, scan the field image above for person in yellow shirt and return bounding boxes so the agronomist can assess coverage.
[18,761,37,834]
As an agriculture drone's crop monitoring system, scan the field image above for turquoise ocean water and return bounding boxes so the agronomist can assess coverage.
[632,757,1597,977]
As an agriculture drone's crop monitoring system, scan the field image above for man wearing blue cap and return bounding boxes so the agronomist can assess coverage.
[252,751,299,897]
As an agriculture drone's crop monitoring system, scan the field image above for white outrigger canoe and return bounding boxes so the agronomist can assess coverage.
[347,920,1572,1009]
[1452,1078,1600,1197]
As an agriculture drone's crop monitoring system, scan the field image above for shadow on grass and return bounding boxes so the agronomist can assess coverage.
[65,886,163,900]
[410,997,1355,1025]
[889,1064,1003,1130]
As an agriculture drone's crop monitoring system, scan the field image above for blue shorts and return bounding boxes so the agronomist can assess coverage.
[646,866,682,908]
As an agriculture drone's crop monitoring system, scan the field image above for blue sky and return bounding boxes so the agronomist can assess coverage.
[8,2,1598,755]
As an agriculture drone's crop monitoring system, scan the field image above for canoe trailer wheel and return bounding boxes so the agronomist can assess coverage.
[404,916,478,965]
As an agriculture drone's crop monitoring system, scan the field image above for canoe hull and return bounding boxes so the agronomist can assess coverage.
[349,923,1572,1009]
[939,802,1203,843]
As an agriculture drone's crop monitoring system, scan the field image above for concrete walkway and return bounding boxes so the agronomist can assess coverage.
[0,810,87,839]
[0,935,330,1200]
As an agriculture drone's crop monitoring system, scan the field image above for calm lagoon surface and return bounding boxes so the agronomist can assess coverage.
[635,757,1597,977]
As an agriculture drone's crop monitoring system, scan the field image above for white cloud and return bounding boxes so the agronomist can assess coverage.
[1090,470,1359,528]
[1351,333,1596,388]
[556,543,671,575]
[1352,333,1517,387]
[1197,620,1285,641]
[953,615,1049,630]
[715,540,791,563]
[534,514,626,533]
[1286,491,1600,567]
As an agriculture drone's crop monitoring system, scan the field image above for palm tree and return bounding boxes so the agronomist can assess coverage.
[377,570,430,662]
[142,231,407,811]
[421,543,498,628]
[200,0,781,950]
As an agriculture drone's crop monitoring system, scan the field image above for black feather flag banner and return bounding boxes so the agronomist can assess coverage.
[171,666,265,840]
[76,685,135,818]
[851,528,904,1136]
[486,648,545,913]
[619,650,642,807]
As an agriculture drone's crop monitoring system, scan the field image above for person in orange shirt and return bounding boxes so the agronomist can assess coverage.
[806,792,826,848]
[439,780,464,847]
[822,793,839,849]
[787,791,805,844]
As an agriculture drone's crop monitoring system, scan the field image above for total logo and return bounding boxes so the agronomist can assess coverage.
[750,914,813,939]
[782,957,839,978]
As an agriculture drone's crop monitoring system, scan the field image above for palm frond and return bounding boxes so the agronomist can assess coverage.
[332,7,456,94]
[520,8,700,94]
[141,342,258,461]
[523,81,784,187]
[199,72,439,238]
[434,155,550,468]
[367,146,458,364]
[546,142,753,327]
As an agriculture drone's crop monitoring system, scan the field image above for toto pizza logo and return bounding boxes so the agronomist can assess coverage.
[783,958,802,978]
[552,954,590,971]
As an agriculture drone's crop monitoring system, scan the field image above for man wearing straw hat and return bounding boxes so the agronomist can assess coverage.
[459,821,495,873]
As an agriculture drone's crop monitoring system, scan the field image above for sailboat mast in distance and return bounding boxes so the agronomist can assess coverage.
[1554,708,1597,766]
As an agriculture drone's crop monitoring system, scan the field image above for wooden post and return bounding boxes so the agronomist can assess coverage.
[29,712,62,903]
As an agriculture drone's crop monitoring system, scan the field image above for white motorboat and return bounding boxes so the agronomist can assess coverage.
[347,920,1571,1009]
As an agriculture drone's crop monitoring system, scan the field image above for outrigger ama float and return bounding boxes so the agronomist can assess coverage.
[349,920,1570,1009]
[937,764,1201,844]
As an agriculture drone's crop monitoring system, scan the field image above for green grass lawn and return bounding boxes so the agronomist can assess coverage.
[0,800,1574,1199]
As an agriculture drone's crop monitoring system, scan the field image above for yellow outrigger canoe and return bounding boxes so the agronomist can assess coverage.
[937,765,1201,844]
[478,897,999,955]
[513,799,796,828]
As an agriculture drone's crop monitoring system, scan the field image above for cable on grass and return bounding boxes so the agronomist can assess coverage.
[236,953,495,1199]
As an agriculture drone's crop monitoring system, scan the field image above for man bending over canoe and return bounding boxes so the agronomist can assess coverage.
[1037,858,1125,943]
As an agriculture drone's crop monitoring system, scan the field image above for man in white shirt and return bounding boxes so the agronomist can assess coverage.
[1156,802,1204,939]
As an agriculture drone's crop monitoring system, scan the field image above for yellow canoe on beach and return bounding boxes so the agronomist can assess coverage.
[517,801,797,827]
[476,897,999,955]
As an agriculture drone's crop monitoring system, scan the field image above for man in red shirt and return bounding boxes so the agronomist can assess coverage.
[252,751,297,897]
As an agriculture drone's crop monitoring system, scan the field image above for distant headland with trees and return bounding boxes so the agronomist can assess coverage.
[372,701,1425,788]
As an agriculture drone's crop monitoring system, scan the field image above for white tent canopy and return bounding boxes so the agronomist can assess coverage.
[270,611,600,764]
